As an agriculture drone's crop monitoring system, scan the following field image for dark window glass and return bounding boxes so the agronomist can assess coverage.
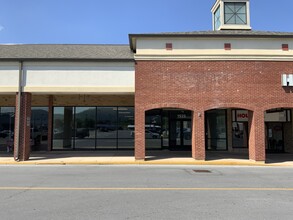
[96,107,117,149]
[31,107,48,151]
[0,107,15,151]
[74,107,96,149]
[145,109,162,149]
[118,107,134,149]
[205,109,227,150]
[53,107,74,150]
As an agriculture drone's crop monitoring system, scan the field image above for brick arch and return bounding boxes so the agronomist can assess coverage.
[203,103,255,112]
[145,103,194,112]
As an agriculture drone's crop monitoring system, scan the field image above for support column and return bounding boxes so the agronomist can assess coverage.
[14,93,32,161]
[248,110,265,162]
[135,108,145,160]
[192,111,205,160]
[47,95,53,151]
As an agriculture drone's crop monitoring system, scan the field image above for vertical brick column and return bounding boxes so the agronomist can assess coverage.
[248,110,265,162]
[47,95,53,151]
[14,93,32,161]
[135,108,145,160]
[192,111,205,160]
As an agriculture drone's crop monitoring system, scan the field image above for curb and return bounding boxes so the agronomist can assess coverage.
[0,160,292,166]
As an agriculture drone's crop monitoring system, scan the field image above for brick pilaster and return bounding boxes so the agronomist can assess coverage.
[135,108,145,160]
[47,95,53,151]
[192,111,206,160]
[248,110,265,162]
[14,93,32,161]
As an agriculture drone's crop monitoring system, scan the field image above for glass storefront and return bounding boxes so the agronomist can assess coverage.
[52,106,134,150]
[232,110,248,148]
[145,109,192,150]
[205,109,227,150]
[0,107,15,151]
[31,107,49,151]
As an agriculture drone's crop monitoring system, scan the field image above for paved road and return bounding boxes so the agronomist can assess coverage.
[0,165,292,220]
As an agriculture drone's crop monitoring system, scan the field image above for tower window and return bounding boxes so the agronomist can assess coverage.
[224,2,247,25]
[214,6,221,30]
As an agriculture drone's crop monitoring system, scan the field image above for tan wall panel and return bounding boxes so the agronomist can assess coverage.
[53,95,134,106]
[0,95,16,106]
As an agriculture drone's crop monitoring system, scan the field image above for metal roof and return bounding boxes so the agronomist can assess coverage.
[129,30,293,51]
[0,44,134,61]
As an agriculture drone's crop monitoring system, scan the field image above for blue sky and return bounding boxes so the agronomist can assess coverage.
[0,0,293,44]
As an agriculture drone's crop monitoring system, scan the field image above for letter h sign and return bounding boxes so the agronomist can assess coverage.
[282,74,293,86]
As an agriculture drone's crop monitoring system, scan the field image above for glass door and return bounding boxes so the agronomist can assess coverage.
[174,120,191,149]
[266,122,284,152]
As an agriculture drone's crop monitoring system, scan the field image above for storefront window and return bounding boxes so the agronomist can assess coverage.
[232,110,248,148]
[53,107,74,149]
[96,107,117,149]
[52,106,134,150]
[31,107,48,151]
[0,107,15,151]
[145,109,162,149]
[75,107,96,149]
[118,107,134,149]
[205,109,227,150]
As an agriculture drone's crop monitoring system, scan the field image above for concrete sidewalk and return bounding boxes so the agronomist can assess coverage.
[0,151,292,166]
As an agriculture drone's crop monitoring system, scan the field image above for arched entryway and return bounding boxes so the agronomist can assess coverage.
[264,108,293,154]
[204,108,253,160]
[145,108,192,151]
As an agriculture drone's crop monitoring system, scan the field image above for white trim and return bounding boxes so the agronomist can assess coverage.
[134,54,293,61]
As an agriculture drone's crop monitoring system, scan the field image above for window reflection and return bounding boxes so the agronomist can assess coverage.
[53,107,74,149]
[118,107,134,148]
[205,109,227,150]
[31,107,48,151]
[52,106,134,150]
[0,107,15,151]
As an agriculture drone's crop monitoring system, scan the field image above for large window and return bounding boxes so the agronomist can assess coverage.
[52,106,134,150]
[145,109,162,149]
[232,110,248,148]
[205,109,227,150]
[224,2,247,25]
[0,107,15,151]
[31,107,49,151]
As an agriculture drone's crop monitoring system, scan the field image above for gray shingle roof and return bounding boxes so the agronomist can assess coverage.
[0,44,133,61]
[130,30,293,37]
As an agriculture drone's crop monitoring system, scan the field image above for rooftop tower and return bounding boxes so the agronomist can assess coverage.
[211,0,252,31]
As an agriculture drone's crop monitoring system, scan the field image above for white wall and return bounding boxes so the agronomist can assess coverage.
[0,61,135,94]
[0,62,19,93]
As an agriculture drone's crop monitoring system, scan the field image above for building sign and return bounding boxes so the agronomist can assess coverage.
[282,74,293,86]
[177,114,187,119]
[236,110,248,122]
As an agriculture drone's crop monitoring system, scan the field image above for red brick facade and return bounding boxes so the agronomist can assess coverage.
[134,61,293,161]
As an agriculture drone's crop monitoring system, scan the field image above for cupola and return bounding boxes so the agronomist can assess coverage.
[211,0,251,31]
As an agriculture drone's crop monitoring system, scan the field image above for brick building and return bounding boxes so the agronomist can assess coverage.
[0,0,293,162]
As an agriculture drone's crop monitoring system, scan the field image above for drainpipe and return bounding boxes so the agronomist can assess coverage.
[14,61,23,161]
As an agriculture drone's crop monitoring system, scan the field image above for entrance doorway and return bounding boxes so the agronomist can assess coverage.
[175,120,191,149]
[169,117,191,150]
[266,122,284,153]
[146,109,192,150]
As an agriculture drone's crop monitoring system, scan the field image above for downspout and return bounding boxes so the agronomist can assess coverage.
[14,61,23,161]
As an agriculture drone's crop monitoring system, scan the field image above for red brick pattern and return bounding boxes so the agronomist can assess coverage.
[14,93,32,161]
[47,95,53,151]
[135,61,293,161]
